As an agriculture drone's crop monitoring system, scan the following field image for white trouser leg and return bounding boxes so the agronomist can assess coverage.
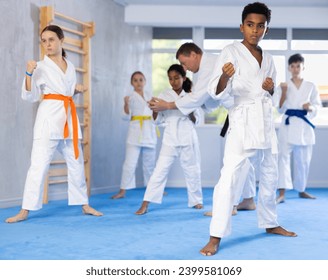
[210,124,256,238]
[233,159,252,205]
[278,133,294,190]
[120,144,141,190]
[141,146,157,186]
[179,145,203,207]
[59,140,88,206]
[293,144,313,193]
[257,149,279,228]
[143,144,176,204]
[22,137,59,211]
[241,153,258,199]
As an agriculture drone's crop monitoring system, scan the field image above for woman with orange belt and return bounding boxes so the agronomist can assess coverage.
[5,25,102,223]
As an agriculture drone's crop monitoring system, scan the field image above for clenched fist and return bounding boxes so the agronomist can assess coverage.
[26,60,37,74]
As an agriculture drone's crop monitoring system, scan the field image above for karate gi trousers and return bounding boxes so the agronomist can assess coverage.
[120,144,156,189]
[22,132,88,211]
[144,143,203,207]
[278,132,313,192]
[210,124,279,238]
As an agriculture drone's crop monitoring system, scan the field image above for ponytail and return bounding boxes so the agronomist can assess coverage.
[183,77,192,93]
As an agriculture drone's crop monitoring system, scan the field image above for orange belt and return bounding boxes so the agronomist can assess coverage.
[43,94,79,159]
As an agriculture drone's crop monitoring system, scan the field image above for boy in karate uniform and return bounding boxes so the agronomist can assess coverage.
[275,54,322,203]
[200,2,297,256]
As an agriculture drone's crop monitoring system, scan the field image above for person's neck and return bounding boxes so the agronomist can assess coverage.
[135,89,144,96]
[48,54,64,63]
[174,88,183,95]
[291,75,303,82]
[241,40,261,53]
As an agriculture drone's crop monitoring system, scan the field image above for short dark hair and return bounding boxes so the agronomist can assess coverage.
[288,53,304,65]
[176,42,203,59]
[242,2,271,24]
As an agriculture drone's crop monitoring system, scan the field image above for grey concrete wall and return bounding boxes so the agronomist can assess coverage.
[0,0,152,207]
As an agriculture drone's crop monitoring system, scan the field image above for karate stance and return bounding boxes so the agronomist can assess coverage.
[111,72,157,199]
[136,64,203,214]
[149,43,257,216]
[275,53,322,203]
[200,2,297,256]
[6,25,102,223]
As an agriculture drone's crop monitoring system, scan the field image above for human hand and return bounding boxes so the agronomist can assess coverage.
[148,97,170,112]
[222,62,235,79]
[75,84,86,93]
[262,77,274,94]
[124,96,130,104]
[303,102,312,112]
[26,60,37,75]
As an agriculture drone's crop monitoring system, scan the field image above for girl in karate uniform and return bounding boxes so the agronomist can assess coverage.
[274,53,322,203]
[6,25,102,223]
[135,64,203,215]
[111,71,157,199]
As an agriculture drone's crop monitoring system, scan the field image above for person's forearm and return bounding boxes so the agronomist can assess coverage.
[124,104,129,114]
[25,76,32,91]
[279,92,287,108]
[216,76,230,95]
[169,102,177,109]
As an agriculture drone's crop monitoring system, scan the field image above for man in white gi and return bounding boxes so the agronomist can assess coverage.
[274,53,322,203]
[200,2,297,256]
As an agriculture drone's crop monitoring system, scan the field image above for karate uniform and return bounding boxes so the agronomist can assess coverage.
[175,53,233,116]
[274,80,322,192]
[208,41,279,238]
[143,89,203,207]
[21,55,87,210]
[120,91,157,189]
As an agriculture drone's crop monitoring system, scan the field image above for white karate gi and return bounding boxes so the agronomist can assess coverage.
[274,80,322,192]
[208,41,279,238]
[21,55,88,211]
[120,91,157,189]
[143,89,203,207]
[233,153,257,205]
[175,53,234,116]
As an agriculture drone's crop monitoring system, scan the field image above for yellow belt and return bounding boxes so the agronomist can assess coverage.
[131,115,160,137]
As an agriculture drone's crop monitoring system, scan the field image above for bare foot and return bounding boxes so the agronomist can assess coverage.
[232,206,238,216]
[200,236,221,256]
[299,192,316,199]
[193,204,203,209]
[203,211,212,217]
[266,226,297,237]
[5,209,29,223]
[276,195,285,204]
[237,198,256,210]
[111,189,126,199]
[82,205,103,216]
[135,201,149,215]
[203,208,237,217]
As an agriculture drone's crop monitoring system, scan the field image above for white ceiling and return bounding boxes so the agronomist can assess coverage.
[113,0,328,7]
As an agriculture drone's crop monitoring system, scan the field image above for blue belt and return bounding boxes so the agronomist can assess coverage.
[285,109,315,129]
